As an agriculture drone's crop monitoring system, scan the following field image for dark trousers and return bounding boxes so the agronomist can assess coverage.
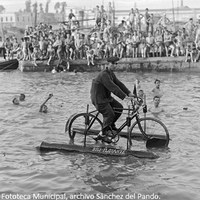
[95,99,123,132]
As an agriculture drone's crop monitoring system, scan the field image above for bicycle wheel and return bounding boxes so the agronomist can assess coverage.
[130,117,169,148]
[66,113,103,145]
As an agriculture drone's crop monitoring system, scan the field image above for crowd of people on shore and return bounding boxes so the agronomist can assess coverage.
[1,6,200,66]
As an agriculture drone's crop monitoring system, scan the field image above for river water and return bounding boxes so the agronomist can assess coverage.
[0,70,200,200]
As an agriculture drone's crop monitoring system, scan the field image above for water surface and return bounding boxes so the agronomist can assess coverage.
[0,70,200,200]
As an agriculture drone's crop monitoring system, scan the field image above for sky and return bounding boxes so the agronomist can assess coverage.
[1,0,200,13]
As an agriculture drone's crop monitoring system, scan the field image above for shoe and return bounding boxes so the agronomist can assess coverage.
[93,131,105,141]
[102,137,112,144]
[106,130,114,137]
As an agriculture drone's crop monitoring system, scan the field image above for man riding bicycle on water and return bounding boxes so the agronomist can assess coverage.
[90,57,136,143]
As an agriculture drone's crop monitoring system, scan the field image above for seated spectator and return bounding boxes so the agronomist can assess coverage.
[185,43,194,62]
[146,32,155,57]
[4,37,13,60]
[39,36,48,59]
[138,33,147,58]
[46,41,55,65]
[194,40,200,62]
[125,33,132,57]
[0,36,6,59]
[117,33,126,58]
[112,38,119,57]
[10,38,20,59]
[154,29,164,57]
[53,35,64,63]
[22,36,29,61]
[86,45,95,66]
[174,31,184,56]
[164,30,175,57]
[31,37,40,66]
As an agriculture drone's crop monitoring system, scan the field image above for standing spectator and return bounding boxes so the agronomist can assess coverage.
[95,5,101,28]
[107,2,114,25]
[157,13,170,28]
[184,18,195,41]
[132,30,139,58]
[149,14,154,35]
[134,8,143,33]
[100,5,107,30]
[144,8,150,34]
[68,9,76,21]
[68,9,76,30]
[195,23,200,46]
[128,8,135,31]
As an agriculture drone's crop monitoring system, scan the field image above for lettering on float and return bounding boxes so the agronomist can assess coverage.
[92,147,126,155]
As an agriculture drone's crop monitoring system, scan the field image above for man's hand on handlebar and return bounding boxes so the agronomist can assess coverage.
[124,95,143,106]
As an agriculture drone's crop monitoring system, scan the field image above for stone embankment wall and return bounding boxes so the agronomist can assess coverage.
[73,57,200,73]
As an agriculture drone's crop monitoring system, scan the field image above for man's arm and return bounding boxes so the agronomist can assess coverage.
[112,72,131,96]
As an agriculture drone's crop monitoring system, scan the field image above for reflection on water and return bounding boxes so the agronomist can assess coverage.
[0,71,200,199]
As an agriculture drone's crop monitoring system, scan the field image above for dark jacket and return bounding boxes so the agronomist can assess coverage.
[90,69,130,105]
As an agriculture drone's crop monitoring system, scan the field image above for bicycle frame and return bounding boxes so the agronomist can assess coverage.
[83,105,145,149]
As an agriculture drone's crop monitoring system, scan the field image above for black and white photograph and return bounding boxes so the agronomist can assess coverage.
[0,0,200,199]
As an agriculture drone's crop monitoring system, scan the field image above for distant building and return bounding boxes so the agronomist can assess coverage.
[115,7,200,24]
[0,12,34,29]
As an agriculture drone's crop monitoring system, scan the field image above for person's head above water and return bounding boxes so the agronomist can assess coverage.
[12,97,20,105]
[153,96,161,107]
[40,105,48,113]
[154,79,161,88]
[19,93,25,101]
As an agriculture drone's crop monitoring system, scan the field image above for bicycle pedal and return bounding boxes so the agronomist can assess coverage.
[102,137,113,144]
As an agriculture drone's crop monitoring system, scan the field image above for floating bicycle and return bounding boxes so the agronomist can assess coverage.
[65,95,170,149]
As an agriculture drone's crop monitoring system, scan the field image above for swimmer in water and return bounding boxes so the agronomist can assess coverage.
[148,96,164,114]
[12,97,20,105]
[152,79,164,98]
[39,94,53,113]
[19,93,25,101]
[39,104,48,113]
